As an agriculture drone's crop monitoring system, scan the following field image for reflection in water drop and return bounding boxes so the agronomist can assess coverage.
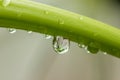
[87,45,99,54]
[45,35,52,39]
[53,36,70,54]
[2,0,11,7]
[8,28,16,34]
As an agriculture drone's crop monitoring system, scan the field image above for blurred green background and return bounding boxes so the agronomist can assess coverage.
[0,0,120,80]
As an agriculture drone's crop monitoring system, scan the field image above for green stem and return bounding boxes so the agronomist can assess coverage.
[0,0,120,58]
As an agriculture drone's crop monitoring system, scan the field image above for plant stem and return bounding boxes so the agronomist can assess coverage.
[0,0,120,58]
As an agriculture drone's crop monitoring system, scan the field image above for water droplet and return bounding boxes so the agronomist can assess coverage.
[27,31,32,34]
[53,36,70,54]
[87,46,99,54]
[45,35,52,39]
[86,42,99,54]
[2,0,11,7]
[58,19,64,24]
[8,28,16,34]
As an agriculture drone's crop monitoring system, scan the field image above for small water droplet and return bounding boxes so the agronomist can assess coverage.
[8,28,16,34]
[27,31,32,34]
[53,36,70,54]
[87,46,99,54]
[2,0,11,7]
[58,19,64,24]
[86,42,99,54]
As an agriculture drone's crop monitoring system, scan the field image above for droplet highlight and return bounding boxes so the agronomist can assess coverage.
[87,46,99,54]
[8,28,16,34]
[86,42,99,54]
[2,0,11,7]
[53,36,70,54]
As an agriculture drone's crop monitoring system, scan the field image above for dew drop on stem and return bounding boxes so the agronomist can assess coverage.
[8,28,16,34]
[53,36,70,54]
[2,0,11,7]
[86,42,99,54]
[86,46,99,54]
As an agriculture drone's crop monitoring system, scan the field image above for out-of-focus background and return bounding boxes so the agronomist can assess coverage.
[0,0,120,80]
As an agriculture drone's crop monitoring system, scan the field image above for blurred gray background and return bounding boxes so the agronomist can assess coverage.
[0,0,120,80]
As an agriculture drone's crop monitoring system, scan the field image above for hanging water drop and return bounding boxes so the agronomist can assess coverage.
[86,42,99,54]
[27,31,32,34]
[45,35,52,39]
[8,28,16,34]
[86,46,99,54]
[2,0,11,7]
[53,36,70,54]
